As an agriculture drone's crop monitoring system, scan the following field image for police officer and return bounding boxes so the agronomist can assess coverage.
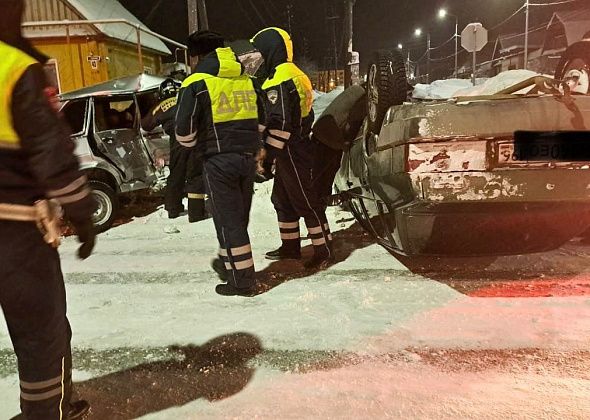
[0,1,95,418]
[251,27,334,269]
[142,79,206,222]
[176,31,264,296]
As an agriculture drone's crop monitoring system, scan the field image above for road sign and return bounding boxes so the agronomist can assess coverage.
[461,23,488,53]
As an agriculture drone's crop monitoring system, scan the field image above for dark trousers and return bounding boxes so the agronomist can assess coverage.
[0,222,72,420]
[166,139,205,220]
[204,153,256,289]
[272,142,332,257]
[311,141,343,212]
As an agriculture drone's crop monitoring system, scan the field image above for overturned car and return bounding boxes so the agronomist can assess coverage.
[60,74,174,232]
[315,42,590,257]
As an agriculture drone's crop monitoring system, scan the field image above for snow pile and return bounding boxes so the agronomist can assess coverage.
[453,70,541,97]
[313,90,325,99]
[313,86,345,121]
[412,70,546,100]
[412,79,480,100]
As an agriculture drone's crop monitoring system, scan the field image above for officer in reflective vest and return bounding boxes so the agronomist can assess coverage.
[142,79,207,222]
[176,31,265,296]
[0,1,95,418]
[252,27,334,269]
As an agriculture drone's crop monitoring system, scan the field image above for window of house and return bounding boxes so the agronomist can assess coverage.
[44,59,61,93]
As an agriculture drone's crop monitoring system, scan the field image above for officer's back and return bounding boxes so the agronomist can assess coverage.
[176,47,262,156]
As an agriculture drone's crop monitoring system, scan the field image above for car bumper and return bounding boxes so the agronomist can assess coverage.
[394,200,590,256]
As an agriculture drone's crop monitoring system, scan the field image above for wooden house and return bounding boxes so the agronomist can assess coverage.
[22,0,171,92]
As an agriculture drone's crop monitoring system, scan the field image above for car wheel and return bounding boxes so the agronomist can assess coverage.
[555,41,590,86]
[366,49,408,135]
[88,180,118,233]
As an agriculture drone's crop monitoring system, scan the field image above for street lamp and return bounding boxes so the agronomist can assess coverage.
[397,43,403,50]
[414,28,431,83]
[438,8,459,78]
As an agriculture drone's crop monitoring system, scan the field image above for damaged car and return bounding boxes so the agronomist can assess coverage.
[59,74,174,232]
[314,42,590,257]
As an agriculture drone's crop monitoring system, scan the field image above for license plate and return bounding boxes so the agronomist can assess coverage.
[498,141,567,164]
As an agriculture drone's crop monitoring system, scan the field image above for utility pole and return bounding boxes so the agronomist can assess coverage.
[187,0,198,34]
[187,0,209,68]
[326,12,339,87]
[426,32,431,83]
[199,0,209,30]
[343,0,356,87]
[287,4,293,34]
[454,15,458,78]
[524,0,530,70]
[187,0,199,69]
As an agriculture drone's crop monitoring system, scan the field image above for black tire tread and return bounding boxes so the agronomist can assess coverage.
[367,49,407,134]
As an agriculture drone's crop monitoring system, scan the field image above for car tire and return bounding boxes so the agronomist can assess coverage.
[366,49,408,135]
[88,180,118,233]
[555,40,590,80]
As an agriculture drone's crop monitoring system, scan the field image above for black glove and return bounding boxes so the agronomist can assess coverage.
[72,219,96,260]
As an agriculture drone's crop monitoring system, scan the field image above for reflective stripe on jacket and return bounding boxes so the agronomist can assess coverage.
[175,47,264,156]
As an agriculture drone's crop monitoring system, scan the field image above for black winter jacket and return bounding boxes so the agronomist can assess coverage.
[0,41,95,223]
[175,47,264,158]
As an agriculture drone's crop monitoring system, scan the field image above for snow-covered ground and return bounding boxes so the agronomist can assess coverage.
[1,182,589,419]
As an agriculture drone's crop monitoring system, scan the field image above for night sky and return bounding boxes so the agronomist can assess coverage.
[120,0,580,70]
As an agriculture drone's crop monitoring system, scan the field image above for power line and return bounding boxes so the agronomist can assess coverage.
[529,0,585,6]
[490,4,527,31]
[246,0,268,26]
[429,34,456,51]
[237,0,259,30]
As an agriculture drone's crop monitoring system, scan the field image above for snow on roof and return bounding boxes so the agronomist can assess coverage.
[498,31,544,53]
[549,9,590,46]
[67,0,170,55]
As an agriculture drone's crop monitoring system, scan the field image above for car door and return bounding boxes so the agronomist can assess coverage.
[92,95,156,184]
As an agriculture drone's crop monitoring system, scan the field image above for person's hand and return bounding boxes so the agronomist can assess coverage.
[72,219,96,260]
[255,148,267,175]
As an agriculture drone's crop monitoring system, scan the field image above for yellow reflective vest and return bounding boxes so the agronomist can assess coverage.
[0,41,36,149]
[175,48,263,156]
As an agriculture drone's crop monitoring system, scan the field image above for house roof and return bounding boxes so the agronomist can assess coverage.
[548,9,590,46]
[498,30,545,54]
[23,0,170,55]
[69,0,170,54]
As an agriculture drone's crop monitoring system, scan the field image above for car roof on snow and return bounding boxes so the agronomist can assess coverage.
[60,74,174,100]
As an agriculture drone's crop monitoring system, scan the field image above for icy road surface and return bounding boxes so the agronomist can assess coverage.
[1,183,589,419]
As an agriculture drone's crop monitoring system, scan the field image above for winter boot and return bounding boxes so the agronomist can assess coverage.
[215,282,262,297]
[303,252,335,270]
[265,246,301,260]
[211,258,228,282]
[10,400,90,420]
[188,197,207,223]
[304,240,335,270]
[68,400,91,420]
[167,206,185,219]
